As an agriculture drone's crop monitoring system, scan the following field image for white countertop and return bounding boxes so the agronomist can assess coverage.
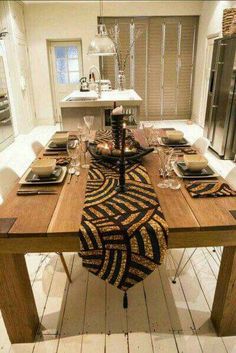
[60,89,142,108]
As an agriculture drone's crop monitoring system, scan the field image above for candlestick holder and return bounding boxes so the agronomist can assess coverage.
[116,123,127,193]
[111,113,124,150]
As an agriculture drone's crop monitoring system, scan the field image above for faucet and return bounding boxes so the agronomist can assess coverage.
[89,65,102,98]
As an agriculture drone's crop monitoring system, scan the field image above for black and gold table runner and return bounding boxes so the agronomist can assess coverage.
[78,130,168,291]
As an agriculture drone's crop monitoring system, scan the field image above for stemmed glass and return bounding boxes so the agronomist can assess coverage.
[81,136,89,168]
[67,138,80,180]
[167,153,181,190]
[157,147,174,188]
[142,124,153,146]
[67,138,80,168]
[149,128,160,153]
[84,116,94,136]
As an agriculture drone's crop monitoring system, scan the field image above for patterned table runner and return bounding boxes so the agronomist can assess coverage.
[78,130,168,291]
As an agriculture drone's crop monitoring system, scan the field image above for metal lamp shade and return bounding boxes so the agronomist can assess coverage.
[87,25,116,56]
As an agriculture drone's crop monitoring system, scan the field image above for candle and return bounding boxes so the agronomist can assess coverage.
[121,123,126,161]
[112,105,123,115]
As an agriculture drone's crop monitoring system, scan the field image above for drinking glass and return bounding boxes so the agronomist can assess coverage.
[77,121,84,139]
[167,154,181,190]
[142,124,153,146]
[67,138,80,168]
[157,147,173,188]
[84,116,94,135]
[150,129,160,153]
[81,136,89,168]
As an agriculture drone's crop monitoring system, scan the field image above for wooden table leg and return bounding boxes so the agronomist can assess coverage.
[211,246,236,336]
[0,254,39,343]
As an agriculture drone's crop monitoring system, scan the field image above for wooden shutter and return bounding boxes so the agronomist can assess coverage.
[177,17,198,118]
[101,16,198,120]
[147,18,162,118]
[162,18,179,118]
[133,18,148,118]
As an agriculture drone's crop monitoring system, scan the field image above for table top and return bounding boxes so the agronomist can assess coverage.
[0,129,236,252]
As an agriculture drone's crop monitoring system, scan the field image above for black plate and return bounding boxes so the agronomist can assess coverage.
[88,143,154,163]
[46,139,76,152]
[26,166,62,182]
[177,162,214,177]
[161,137,190,146]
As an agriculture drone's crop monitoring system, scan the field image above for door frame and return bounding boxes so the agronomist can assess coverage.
[199,31,220,128]
[47,39,84,124]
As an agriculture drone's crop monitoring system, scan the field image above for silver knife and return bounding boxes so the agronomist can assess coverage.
[17,190,58,195]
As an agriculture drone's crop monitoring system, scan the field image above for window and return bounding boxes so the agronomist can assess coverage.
[101,17,198,120]
[54,44,82,84]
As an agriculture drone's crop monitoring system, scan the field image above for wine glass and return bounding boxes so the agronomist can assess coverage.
[84,116,94,136]
[157,147,173,188]
[77,121,84,139]
[81,136,89,168]
[67,138,80,168]
[142,124,154,146]
[167,153,181,190]
[150,128,160,153]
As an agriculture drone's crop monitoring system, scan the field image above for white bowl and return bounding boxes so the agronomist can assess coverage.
[51,132,69,146]
[31,159,56,177]
[166,130,184,142]
[184,154,208,171]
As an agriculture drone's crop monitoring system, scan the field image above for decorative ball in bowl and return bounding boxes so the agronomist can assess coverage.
[184,154,208,172]
[31,159,57,177]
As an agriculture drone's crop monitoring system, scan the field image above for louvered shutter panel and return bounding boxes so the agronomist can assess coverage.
[147,18,162,118]
[162,19,179,118]
[177,17,198,118]
[101,16,198,120]
[133,19,148,118]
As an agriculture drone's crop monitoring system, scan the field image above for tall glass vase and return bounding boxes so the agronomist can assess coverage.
[117,70,126,91]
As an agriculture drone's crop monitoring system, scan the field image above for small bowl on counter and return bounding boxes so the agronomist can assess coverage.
[31,158,57,177]
[166,130,184,142]
[184,154,208,172]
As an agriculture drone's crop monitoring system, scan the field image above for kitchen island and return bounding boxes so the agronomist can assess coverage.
[60,89,142,130]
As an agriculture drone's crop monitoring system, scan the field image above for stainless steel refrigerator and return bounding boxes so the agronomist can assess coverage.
[204,35,236,160]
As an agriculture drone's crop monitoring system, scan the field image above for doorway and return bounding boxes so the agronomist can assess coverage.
[48,41,83,123]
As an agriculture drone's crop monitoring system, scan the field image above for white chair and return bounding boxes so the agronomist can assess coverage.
[226,167,236,190]
[31,141,44,156]
[192,136,210,155]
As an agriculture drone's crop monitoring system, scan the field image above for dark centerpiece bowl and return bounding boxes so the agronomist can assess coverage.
[88,138,154,163]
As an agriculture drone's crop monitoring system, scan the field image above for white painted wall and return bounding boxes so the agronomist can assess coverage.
[192,0,236,127]
[24,1,202,125]
[0,0,36,134]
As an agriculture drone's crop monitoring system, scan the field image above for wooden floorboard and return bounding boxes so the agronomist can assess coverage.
[170,249,228,353]
[1,249,236,353]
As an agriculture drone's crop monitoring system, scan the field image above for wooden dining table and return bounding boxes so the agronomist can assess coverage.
[0,129,236,344]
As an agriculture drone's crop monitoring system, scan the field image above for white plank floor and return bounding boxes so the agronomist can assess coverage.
[0,120,236,353]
